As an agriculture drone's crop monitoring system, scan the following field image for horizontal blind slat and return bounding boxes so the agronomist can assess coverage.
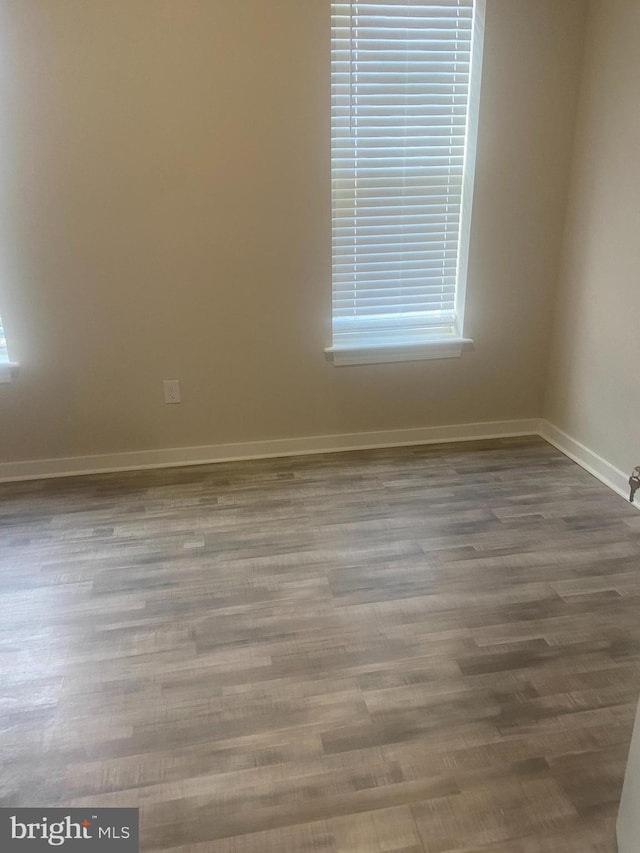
[333,271,458,285]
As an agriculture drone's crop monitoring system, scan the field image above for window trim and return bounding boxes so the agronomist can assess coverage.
[326,336,473,367]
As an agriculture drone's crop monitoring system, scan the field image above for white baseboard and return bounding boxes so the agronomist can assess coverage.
[539,419,639,510]
[0,418,541,483]
[1,418,637,515]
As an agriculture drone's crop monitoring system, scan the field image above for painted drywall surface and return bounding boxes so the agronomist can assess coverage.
[618,698,640,853]
[0,1,586,463]
[545,0,640,478]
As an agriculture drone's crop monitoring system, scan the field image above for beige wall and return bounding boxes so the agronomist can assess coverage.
[0,1,586,464]
[545,0,640,476]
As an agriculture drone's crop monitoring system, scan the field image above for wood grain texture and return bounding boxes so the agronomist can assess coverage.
[1,436,639,851]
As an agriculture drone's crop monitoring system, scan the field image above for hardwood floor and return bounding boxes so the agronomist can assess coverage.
[1,436,639,851]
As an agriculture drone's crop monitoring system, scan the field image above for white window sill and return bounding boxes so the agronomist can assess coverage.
[0,361,19,384]
[325,338,473,366]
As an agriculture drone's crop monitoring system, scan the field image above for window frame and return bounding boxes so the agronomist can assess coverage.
[0,315,17,383]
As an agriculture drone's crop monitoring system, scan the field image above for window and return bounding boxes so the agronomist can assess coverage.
[0,317,7,362]
[328,0,485,365]
[0,315,12,383]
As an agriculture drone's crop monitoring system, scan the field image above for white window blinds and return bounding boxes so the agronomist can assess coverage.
[0,316,11,383]
[330,0,484,357]
[0,316,8,363]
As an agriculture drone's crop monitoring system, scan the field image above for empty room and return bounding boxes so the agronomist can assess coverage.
[1,0,640,851]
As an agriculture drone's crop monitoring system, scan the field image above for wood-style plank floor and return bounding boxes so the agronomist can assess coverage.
[1,437,640,852]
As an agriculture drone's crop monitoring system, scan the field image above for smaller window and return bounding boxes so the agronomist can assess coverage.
[0,315,12,382]
[0,316,8,363]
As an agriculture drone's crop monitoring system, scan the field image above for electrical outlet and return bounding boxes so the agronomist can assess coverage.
[163,379,181,404]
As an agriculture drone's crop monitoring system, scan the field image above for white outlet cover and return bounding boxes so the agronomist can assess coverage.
[163,380,181,404]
